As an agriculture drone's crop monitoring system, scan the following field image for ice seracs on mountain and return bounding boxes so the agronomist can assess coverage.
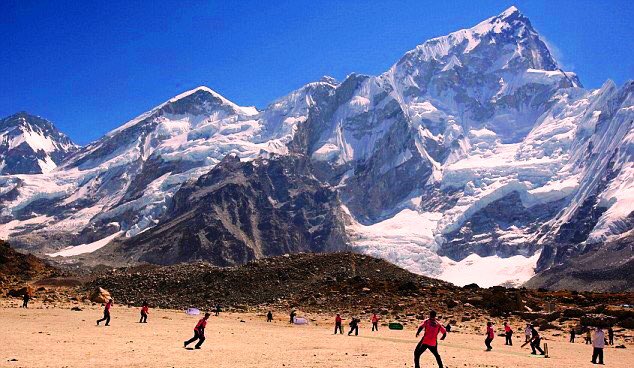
[0,7,631,290]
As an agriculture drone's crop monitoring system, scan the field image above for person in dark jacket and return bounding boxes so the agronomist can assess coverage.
[570,328,576,343]
[215,304,221,316]
[529,325,545,355]
[96,299,113,326]
[266,311,273,322]
[22,293,30,308]
[289,310,296,324]
[184,313,210,349]
[348,318,359,336]
[607,326,614,345]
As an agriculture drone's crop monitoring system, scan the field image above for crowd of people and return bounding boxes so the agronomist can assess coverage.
[18,294,617,365]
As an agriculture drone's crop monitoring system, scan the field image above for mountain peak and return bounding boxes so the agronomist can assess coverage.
[165,86,258,116]
[499,5,520,19]
[397,6,557,72]
[0,112,78,174]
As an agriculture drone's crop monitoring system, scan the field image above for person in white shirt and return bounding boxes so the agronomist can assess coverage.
[524,324,531,343]
[591,327,605,365]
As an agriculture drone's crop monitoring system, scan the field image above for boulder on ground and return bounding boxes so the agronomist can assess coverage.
[7,285,34,297]
[89,287,111,304]
[580,313,617,327]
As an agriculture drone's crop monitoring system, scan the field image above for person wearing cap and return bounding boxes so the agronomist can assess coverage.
[371,313,380,331]
[334,313,343,334]
[96,299,113,326]
[184,312,210,349]
[414,310,446,368]
[139,301,149,323]
[503,322,513,346]
[485,321,495,351]
[591,327,605,364]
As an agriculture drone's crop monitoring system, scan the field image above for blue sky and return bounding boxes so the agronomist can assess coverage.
[2,0,632,145]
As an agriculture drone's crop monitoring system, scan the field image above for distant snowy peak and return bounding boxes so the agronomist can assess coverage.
[399,6,560,72]
[0,112,78,174]
[106,86,258,138]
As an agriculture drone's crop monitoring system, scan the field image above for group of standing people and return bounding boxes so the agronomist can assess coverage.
[329,313,380,336]
[482,321,545,355]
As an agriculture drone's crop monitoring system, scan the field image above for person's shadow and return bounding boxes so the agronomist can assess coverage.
[185,347,194,350]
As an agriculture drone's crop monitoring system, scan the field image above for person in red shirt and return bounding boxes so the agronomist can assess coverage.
[334,314,343,334]
[485,321,495,351]
[96,299,113,326]
[503,322,513,345]
[184,312,210,349]
[139,301,149,323]
[414,310,447,368]
[371,313,380,332]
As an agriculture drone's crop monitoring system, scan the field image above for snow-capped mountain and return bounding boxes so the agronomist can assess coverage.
[0,7,631,290]
[0,112,78,174]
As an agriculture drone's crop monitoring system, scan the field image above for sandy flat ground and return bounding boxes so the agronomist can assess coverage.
[1,303,632,368]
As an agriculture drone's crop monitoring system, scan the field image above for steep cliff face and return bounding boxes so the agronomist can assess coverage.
[106,154,348,266]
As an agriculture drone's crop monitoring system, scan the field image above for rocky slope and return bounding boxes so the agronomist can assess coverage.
[0,240,58,290]
[0,112,78,174]
[527,229,634,292]
[0,7,631,290]
[100,154,348,266]
[86,252,634,329]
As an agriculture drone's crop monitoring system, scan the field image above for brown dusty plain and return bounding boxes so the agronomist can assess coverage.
[1,302,632,368]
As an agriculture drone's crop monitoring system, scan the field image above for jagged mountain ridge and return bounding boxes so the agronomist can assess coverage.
[0,112,78,174]
[0,7,632,289]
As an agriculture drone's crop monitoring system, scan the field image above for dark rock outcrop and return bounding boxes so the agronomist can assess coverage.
[106,154,348,266]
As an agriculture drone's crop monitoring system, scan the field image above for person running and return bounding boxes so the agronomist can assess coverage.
[348,317,359,336]
[529,324,545,355]
[607,326,614,345]
[184,312,210,349]
[267,311,273,322]
[289,310,296,324]
[570,327,576,343]
[524,323,532,343]
[591,327,605,364]
[139,301,149,323]
[215,304,221,316]
[485,322,495,351]
[21,293,30,308]
[334,314,343,334]
[96,299,113,326]
[585,329,592,344]
[414,310,446,368]
[371,313,379,332]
